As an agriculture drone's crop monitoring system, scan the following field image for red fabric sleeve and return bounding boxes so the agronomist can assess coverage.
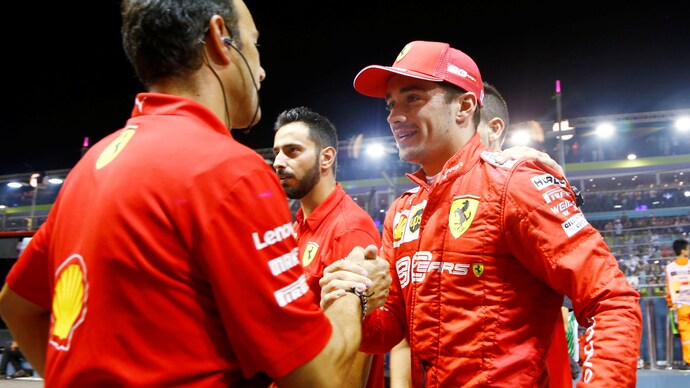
[199,167,332,379]
[503,160,641,386]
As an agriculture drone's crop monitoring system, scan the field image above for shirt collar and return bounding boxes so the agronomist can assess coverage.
[295,183,346,231]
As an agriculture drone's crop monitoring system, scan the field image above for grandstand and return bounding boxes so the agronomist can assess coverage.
[0,109,689,382]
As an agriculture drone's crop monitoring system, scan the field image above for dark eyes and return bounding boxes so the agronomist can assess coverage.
[385,95,420,111]
[275,146,301,156]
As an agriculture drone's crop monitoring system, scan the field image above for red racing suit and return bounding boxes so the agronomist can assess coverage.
[360,134,641,387]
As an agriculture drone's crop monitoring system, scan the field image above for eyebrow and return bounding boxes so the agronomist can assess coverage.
[385,85,430,100]
[273,142,302,151]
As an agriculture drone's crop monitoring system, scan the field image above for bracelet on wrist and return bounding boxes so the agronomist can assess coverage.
[347,287,375,321]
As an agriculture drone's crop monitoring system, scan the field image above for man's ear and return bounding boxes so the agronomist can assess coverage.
[320,147,336,170]
[457,92,479,120]
[488,118,505,140]
[204,15,232,65]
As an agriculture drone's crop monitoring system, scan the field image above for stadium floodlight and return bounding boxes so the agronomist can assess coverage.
[552,120,574,141]
[675,116,690,132]
[595,123,616,138]
[365,142,387,158]
[5,174,64,230]
[509,129,531,146]
[48,177,64,185]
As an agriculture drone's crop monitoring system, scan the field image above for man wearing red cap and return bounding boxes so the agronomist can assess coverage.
[322,40,642,387]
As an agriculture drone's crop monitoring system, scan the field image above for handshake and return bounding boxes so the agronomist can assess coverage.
[319,244,392,316]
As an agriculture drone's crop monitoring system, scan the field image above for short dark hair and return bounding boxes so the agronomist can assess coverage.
[481,82,510,147]
[274,107,338,151]
[121,0,240,87]
[440,83,481,129]
[673,239,689,256]
[274,107,339,171]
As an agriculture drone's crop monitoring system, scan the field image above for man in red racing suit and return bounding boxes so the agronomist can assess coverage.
[360,134,641,386]
[348,40,642,387]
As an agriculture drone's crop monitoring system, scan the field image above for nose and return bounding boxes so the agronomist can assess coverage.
[273,152,286,170]
[387,107,405,127]
[258,66,266,84]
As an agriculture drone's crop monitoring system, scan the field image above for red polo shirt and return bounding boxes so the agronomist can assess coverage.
[7,93,331,387]
[294,183,385,388]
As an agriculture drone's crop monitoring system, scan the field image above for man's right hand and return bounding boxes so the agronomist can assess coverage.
[319,245,391,312]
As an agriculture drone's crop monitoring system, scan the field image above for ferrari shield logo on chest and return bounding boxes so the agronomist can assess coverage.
[302,242,319,267]
[449,195,479,239]
[473,263,484,277]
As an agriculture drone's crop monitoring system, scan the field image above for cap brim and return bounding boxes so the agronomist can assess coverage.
[353,65,444,98]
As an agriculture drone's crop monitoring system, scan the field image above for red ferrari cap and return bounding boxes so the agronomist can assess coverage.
[353,41,484,106]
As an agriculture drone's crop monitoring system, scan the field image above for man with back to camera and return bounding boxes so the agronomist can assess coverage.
[320,40,642,387]
[0,1,391,386]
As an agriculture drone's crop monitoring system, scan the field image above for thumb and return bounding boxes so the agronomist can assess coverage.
[363,244,378,260]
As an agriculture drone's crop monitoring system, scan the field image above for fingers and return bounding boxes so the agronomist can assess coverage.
[319,245,392,313]
[356,254,392,313]
[494,146,564,176]
[363,244,378,260]
[536,154,564,176]
[366,275,391,311]
[320,259,373,307]
[319,274,370,310]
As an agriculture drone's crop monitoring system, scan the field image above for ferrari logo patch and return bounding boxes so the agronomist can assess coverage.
[472,263,484,277]
[449,195,479,239]
[395,43,412,63]
[96,127,136,169]
[302,242,319,267]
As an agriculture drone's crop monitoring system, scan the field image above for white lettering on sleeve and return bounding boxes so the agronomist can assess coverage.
[274,274,309,307]
[531,174,567,191]
[582,318,597,383]
[253,222,295,250]
[268,248,299,276]
[561,213,588,237]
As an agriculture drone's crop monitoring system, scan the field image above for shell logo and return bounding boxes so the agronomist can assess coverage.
[50,254,88,351]
[393,214,408,242]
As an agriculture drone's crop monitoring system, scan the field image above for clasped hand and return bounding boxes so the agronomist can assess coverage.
[319,244,391,314]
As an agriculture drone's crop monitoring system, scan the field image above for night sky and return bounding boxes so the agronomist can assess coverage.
[2,0,689,175]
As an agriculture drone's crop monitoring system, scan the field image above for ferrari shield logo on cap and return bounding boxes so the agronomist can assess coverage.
[449,195,479,239]
[395,43,413,63]
[302,242,319,267]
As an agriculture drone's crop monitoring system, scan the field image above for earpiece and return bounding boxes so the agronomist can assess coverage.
[218,29,261,133]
